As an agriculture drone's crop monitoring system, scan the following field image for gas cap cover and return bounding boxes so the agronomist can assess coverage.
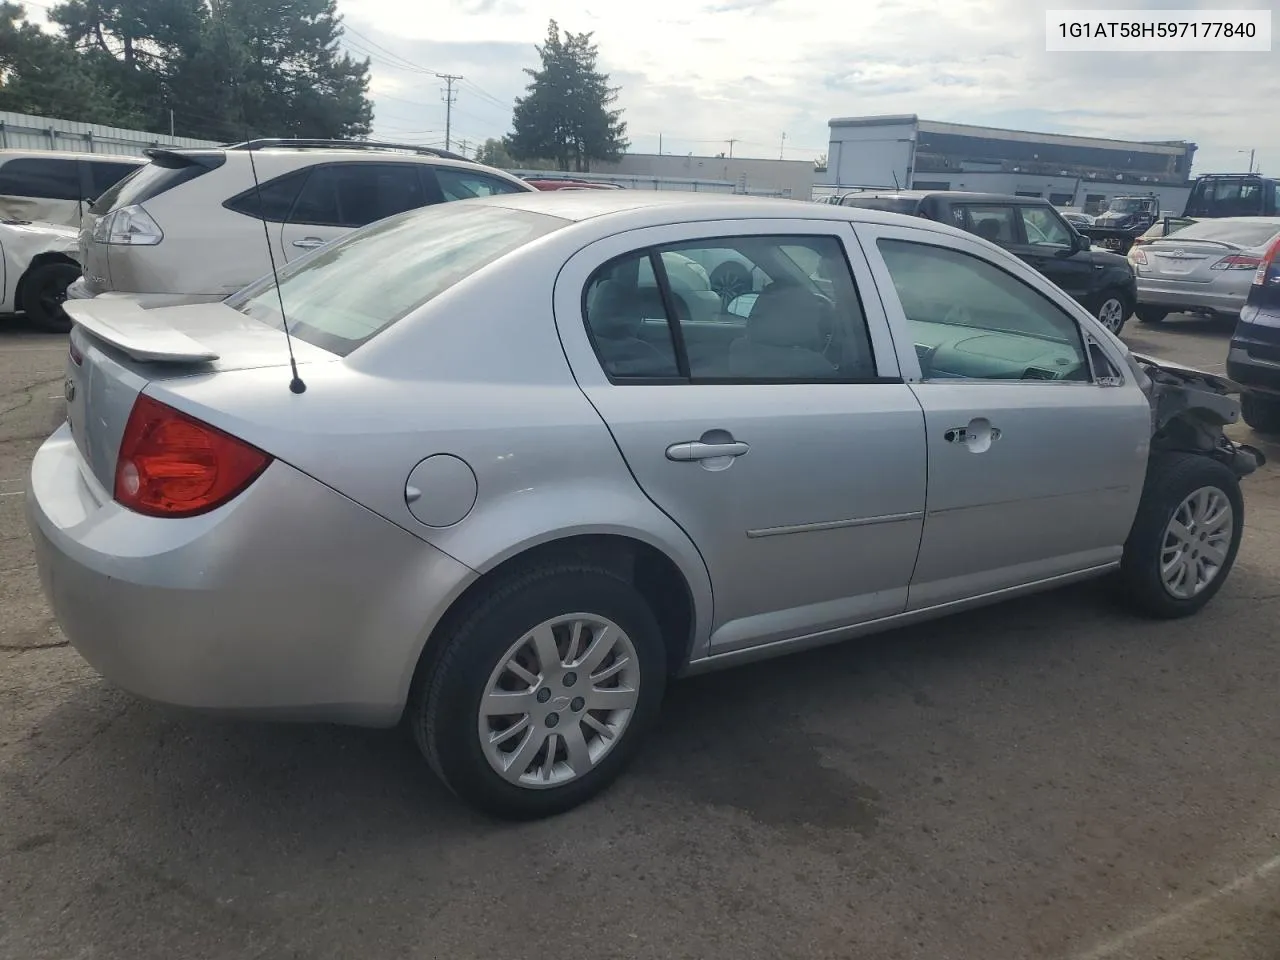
[405,454,477,527]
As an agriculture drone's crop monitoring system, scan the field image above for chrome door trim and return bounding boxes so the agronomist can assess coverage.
[746,509,924,539]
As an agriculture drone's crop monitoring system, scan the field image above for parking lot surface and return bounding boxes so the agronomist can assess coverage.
[3,314,1280,960]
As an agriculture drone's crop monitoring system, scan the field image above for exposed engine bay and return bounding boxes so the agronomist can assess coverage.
[1127,352,1267,478]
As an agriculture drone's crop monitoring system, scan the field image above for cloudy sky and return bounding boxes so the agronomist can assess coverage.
[335,0,1278,177]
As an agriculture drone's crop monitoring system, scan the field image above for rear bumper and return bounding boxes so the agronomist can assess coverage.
[25,425,477,726]
[65,286,226,309]
[1135,277,1250,316]
[1227,345,1280,399]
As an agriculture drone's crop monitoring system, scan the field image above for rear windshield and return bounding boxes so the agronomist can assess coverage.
[840,196,920,214]
[1158,218,1280,248]
[1183,178,1275,218]
[90,153,222,214]
[230,202,566,356]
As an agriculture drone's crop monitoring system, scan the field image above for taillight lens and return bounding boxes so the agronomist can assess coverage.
[114,394,270,517]
[1130,247,1147,265]
[94,204,164,245]
[68,339,83,365]
[1211,254,1263,271]
[1255,235,1280,286]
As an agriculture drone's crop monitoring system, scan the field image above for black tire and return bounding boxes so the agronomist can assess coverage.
[1117,452,1244,619]
[1241,392,1280,434]
[1094,289,1132,335]
[410,563,667,820]
[20,261,81,333]
[1135,306,1168,325]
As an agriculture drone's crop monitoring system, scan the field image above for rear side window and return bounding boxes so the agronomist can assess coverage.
[87,160,141,197]
[287,162,430,227]
[229,203,565,356]
[223,168,312,222]
[0,158,82,200]
[91,151,223,213]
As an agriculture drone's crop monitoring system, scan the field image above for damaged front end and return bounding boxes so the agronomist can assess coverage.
[1126,352,1267,478]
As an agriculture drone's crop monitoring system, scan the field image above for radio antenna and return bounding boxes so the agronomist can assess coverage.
[246,144,306,394]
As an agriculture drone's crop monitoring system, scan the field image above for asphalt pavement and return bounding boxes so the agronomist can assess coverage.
[3,313,1280,960]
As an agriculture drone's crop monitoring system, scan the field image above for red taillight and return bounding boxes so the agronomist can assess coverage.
[1255,235,1280,286]
[114,394,271,517]
[1130,247,1147,265]
[1212,254,1264,271]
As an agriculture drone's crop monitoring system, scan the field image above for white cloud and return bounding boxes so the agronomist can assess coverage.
[337,0,1279,174]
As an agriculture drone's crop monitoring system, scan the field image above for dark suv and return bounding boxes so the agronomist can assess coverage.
[840,191,1138,334]
[1227,233,1280,432]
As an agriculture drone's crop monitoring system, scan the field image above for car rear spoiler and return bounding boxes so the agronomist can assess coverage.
[63,299,220,363]
[141,148,227,171]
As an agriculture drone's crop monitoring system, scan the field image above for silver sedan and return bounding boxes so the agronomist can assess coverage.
[26,192,1263,819]
[1130,216,1280,325]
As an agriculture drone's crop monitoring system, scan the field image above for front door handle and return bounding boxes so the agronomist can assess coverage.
[292,237,326,249]
[944,418,1001,453]
[666,440,750,462]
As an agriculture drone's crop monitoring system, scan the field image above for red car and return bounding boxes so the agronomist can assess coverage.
[524,178,623,191]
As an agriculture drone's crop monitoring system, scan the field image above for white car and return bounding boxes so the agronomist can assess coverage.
[0,219,82,330]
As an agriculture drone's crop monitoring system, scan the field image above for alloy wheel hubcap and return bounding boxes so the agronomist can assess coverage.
[1099,298,1125,332]
[1160,486,1233,599]
[478,614,640,789]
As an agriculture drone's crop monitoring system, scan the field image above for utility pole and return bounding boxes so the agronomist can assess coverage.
[437,73,462,151]
[169,109,175,138]
[658,132,662,155]
[779,132,786,160]
[458,138,470,157]
[726,138,738,158]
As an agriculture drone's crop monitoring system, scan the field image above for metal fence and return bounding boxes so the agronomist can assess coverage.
[511,169,792,198]
[0,110,217,157]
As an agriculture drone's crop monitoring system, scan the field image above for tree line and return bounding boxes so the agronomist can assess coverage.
[0,6,628,171]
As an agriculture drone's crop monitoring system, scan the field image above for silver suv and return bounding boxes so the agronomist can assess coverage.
[70,139,534,308]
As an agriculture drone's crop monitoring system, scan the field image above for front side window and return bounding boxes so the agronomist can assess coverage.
[959,205,1017,245]
[1021,206,1073,248]
[0,158,82,200]
[289,163,429,227]
[583,235,877,383]
[433,168,526,201]
[877,238,1089,383]
[230,203,564,356]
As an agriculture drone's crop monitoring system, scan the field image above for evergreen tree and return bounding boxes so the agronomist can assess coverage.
[506,20,627,173]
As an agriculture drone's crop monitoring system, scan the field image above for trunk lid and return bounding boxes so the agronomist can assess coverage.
[62,299,337,490]
[1141,239,1235,283]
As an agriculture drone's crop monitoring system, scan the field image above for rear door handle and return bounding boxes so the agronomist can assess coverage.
[666,440,750,462]
[292,237,326,249]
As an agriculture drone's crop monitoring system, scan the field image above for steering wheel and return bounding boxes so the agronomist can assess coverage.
[943,303,975,327]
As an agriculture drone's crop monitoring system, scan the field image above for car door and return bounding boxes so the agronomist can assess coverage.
[1007,204,1097,303]
[853,220,1152,611]
[279,162,431,261]
[553,220,928,656]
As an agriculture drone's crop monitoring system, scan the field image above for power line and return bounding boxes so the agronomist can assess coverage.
[341,23,435,74]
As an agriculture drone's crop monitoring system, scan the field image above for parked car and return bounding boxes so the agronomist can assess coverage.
[1061,211,1095,229]
[1131,216,1196,247]
[1226,230,1280,432]
[1129,217,1280,326]
[840,190,1137,333]
[1183,173,1280,219]
[69,138,534,309]
[30,193,1262,820]
[0,149,142,228]
[0,219,83,331]
[524,178,623,191]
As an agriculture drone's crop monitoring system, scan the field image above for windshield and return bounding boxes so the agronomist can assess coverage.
[840,196,919,214]
[1107,199,1151,214]
[231,203,566,356]
[1157,218,1280,248]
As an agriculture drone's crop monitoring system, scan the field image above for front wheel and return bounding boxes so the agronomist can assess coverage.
[410,564,667,820]
[1094,291,1131,335]
[21,261,81,333]
[1117,452,1243,619]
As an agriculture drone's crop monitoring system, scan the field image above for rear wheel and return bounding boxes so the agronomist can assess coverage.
[410,563,667,820]
[1117,452,1243,619]
[1094,291,1131,334]
[1135,306,1168,325]
[20,261,81,333]
[1241,392,1280,434]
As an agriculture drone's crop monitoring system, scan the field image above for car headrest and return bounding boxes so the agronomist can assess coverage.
[588,280,640,339]
[975,219,1002,242]
[747,284,824,349]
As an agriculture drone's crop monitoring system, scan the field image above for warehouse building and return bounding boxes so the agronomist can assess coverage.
[825,115,1197,213]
